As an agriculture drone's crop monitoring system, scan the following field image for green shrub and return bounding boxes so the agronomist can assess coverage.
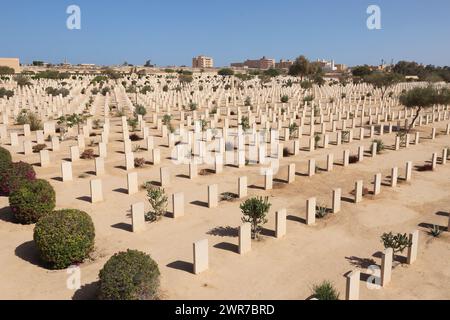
[98,249,160,300]
[0,146,12,175]
[372,139,385,154]
[33,209,95,269]
[381,232,412,254]
[32,144,46,153]
[0,161,36,195]
[240,196,271,240]
[311,281,340,300]
[9,179,56,224]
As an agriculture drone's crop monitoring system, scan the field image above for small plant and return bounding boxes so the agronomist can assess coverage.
[225,142,234,151]
[428,225,442,238]
[303,95,315,103]
[200,119,208,132]
[313,105,320,117]
[341,130,350,143]
[240,116,250,131]
[311,281,340,300]
[289,123,298,139]
[220,192,238,202]
[315,204,329,219]
[129,133,141,141]
[134,158,145,168]
[92,119,101,130]
[397,131,407,147]
[314,133,321,148]
[349,155,359,164]
[381,232,412,254]
[240,196,272,240]
[372,139,385,154]
[188,102,198,111]
[132,144,141,152]
[81,149,95,160]
[32,144,47,153]
[127,118,139,132]
[145,185,168,222]
[244,96,251,107]
[199,169,213,176]
[280,95,289,103]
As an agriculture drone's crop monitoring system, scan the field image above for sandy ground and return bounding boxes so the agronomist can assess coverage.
[0,98,449,300]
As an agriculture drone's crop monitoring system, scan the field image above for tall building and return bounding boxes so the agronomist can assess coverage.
[231,56,275,70]
[0,58,20,73]
[275,59,294,70]
[192,55,214,68]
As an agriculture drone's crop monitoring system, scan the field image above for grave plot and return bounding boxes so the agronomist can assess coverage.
[0,74,449,300]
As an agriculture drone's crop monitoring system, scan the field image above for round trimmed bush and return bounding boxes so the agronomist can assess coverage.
[98,249,160,300]
[0,161,36,195]
[0,146,12,175]
[9,179,56,224]
[33,209,95,269]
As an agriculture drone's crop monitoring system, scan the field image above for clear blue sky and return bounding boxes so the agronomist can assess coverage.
[1,0,449,67]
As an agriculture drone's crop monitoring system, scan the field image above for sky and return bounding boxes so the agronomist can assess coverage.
[1,0,450,67]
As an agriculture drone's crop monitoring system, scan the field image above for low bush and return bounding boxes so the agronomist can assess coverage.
[9,179,56,224]
[311,281,340,300]
[98,249,160,300]
[0,146,12,175]
[32,144,47,153]
[0,161,36,195]
[33,209,95,269]
[81,149,95,159]
[134,158,145,168]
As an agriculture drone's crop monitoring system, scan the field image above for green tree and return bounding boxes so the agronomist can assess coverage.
[263,68,281,77]
[240,196,272,239]
[288,55,310,80]
[0,66,15,75]
[363,72,404,99]
[399,86,450,132]
[218,68,235,76]
[352,65,373,77]
[14,75,32,87]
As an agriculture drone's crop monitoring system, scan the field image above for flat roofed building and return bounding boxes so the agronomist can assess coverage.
[192,56,214,68]
[0,58,20,73]
[231,56,275,70]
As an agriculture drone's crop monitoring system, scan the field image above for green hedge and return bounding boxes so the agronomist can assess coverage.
[0,146,12,175]
[98,249,160,300]
[0,161,36,195]
[34,209,95,269]
[9,179,56,224]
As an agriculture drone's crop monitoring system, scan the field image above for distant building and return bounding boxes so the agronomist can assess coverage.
[335,64,348,72]
[192,55,214,68]
[317,59,337,72]
[275,59,294,70]
[0,58,20,73]
[231,56,275,70]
